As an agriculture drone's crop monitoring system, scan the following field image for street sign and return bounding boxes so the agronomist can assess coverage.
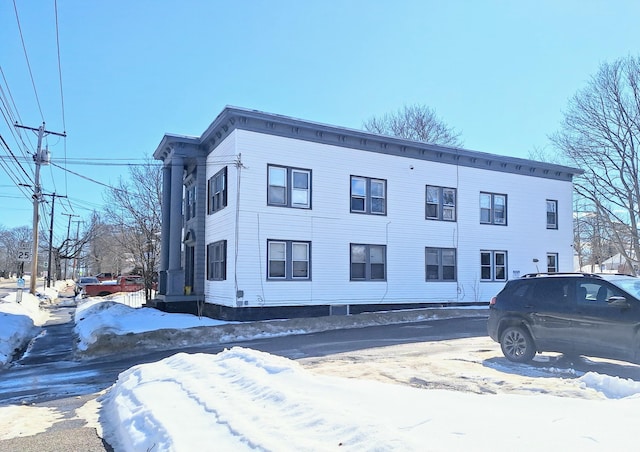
[17,245,31,262]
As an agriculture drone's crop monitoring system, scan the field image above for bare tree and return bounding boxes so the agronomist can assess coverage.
[551,55,640,274]
[52,213,99,280]
[103,158,162,300]
[0,225,31,276]
[363,104,463,147]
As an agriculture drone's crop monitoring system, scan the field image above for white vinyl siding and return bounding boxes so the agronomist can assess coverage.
[202,129,575,308]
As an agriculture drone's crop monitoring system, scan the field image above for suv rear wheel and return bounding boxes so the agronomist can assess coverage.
[500,326,536,363]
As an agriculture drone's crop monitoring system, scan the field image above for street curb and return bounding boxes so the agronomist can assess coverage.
[76,307,489,358]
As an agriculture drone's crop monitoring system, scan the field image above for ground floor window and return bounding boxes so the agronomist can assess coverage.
[206,240,226,281]
[267,240,311,280]
[350,244,386,281]
[426,247,456,281]
[480,250,507,281]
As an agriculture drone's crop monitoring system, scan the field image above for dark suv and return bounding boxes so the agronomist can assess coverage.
[487,273,640,364]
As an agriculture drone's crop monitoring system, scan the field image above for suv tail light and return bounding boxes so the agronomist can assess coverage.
[489,296,497,306]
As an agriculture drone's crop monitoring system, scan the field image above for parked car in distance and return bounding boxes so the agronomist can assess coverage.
[95,272,115,281]
[488,272,640,364]
[75,276,100,295]
[82,275,147,297]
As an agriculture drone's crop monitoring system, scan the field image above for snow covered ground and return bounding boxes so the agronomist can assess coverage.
[3,282,640,451]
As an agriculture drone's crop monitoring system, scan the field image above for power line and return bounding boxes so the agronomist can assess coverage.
[50,161,119,190]
[54,0,66,133]
[0,155,162,166]
[11,0,44,122]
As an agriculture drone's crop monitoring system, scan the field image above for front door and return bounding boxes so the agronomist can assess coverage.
[185,244,195,294]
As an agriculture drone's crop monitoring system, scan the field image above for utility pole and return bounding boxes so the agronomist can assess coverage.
[14,122,66,295]
[44,193,67,287]
[62,213,79,279]
[72,220,83,279]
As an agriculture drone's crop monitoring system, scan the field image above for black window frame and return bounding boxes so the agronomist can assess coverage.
[267,239,311,280]
[426,247,457,281]
[185,185,196,221]
[350,243,386,281]
[480,250,507,281]
[350,176,387,215]
[426,185,456,221]
[546,199,558,229]
[267,164,312,209]
[208,167,228,215]
[206,240,227,281]
[480,192,507,225]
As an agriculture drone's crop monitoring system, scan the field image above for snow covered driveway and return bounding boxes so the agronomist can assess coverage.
[300,336,640,400]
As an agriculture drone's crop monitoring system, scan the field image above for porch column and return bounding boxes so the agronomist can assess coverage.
[158,164,171,294]
[167,155,185,295]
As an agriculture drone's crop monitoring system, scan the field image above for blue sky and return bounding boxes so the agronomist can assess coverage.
[1,0,639,236]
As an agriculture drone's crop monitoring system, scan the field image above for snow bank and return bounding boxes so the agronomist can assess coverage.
[0,291,49,367]
[100,347,640,452]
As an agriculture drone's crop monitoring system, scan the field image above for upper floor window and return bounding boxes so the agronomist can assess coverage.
[350,244,386,281]
[426,186,456,221]
[426,247,457,281]
[546,200,558,229]
[268,165,311,209]
[480,192,507,225]
[185,185,196,221]
[351,176,386,215]
[206,240,227,281]
[208,167,227,214]
[547,253,558,273]
[481,250,507,281]
[267,240,311,280]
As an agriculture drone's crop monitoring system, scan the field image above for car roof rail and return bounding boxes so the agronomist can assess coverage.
[521,272,637,279]
[521,272,601,279]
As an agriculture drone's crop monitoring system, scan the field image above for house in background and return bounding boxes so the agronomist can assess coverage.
[152,106,582,320]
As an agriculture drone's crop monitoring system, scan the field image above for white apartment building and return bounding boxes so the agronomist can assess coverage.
[153,107,581,320]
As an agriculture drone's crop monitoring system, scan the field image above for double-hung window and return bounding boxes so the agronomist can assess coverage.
[426,186,456,221]
[206,240,227,281]
[350,244,386,281]
[546,200,558,229]
[480,251,507,281]
[267,240,311,280]
[480,192,507,225]
[185,186,196,221]
[208,167,227,214]
[267,165,311,208]
[351,176,386,215]
[547,253,558,273]
[426,248,457,281]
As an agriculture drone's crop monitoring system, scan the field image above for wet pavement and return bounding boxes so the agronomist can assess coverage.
[0,293,112,452]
